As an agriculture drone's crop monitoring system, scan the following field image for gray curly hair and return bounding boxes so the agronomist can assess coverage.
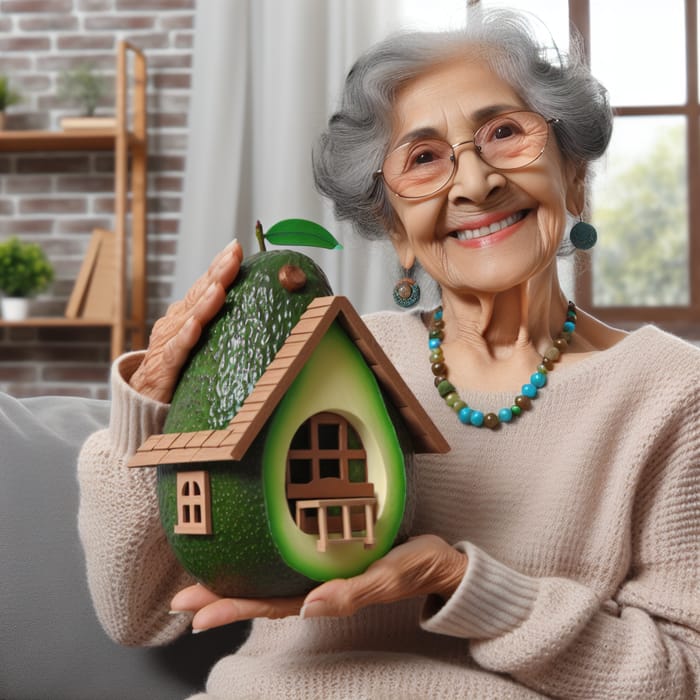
[312,9,612,241]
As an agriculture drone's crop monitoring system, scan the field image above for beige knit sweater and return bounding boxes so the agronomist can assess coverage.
[78,312,700,699]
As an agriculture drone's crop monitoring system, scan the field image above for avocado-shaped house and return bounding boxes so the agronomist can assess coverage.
[129,295,449,595]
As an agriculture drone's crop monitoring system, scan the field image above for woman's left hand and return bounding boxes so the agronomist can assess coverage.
[129,239,243,403]
[171,535,467,632]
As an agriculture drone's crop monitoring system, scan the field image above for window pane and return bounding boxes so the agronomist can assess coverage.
[591,116,689,306]
[289,459,312,483]
[479,1,569,52]
[590,0,686,106]
[397,0,466,30]
[318,422,339,449]
[320,459,340,479]
[290,422,309,449]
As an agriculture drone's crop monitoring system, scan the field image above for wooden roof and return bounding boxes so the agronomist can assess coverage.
[128,295,449,468]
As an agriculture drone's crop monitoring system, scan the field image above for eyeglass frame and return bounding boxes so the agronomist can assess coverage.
[374,110,560,200]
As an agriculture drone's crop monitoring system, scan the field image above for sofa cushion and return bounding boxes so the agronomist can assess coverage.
[0,393,246,700]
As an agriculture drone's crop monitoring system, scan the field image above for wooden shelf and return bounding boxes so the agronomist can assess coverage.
[0,41,148,362]
[0,129,143,152]
[0,317,113,328]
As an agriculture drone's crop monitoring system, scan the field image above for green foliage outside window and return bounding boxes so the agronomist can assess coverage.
[593,126,688,306]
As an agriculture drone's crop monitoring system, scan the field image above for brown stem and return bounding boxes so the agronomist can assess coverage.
[255,220,266,252]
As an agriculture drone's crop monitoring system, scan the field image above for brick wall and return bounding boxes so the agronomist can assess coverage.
[0,0,197,397]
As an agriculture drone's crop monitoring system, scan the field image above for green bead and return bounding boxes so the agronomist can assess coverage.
[430,349,443,363]
[437,380,456,397]
[445,392,460,407]
[427,303,574,429]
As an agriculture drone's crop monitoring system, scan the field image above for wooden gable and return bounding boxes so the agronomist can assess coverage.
[128,295,449,468]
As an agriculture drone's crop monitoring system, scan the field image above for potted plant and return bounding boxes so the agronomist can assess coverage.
[0,75,21,130]
[0,237,54,320]
[57,64,111,129]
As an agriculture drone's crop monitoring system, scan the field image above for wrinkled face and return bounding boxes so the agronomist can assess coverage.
[386,57,582,297]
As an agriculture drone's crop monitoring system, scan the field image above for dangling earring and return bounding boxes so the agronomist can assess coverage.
[393,268,420,307]
[570,216,598,250]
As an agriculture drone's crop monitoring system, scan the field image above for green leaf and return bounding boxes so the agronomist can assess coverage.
[264,219,343,250]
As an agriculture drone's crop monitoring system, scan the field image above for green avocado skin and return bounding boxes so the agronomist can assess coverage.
[158,249,333,598]
[157,433,314,597]
[164,250,333,432]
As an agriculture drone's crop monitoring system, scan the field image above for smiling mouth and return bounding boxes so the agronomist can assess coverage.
[451,210,528,241]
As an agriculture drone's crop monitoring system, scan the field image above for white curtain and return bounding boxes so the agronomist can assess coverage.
[174,0,408,314]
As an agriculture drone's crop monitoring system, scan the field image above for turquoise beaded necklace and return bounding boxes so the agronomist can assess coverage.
[428,301,577,429]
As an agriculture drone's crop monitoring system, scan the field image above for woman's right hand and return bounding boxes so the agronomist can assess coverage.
[170,535,467,632]
[129,239,243,403]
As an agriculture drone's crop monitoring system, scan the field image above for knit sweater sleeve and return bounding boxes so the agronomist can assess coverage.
[421,419,700,699]
[423,378,700,696]
[366,312,700,698]
[77,352,195,646]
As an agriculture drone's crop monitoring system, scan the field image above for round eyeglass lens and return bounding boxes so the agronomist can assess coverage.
[475,112,550,170]
[381,111,551,198]
[381,138,455,199]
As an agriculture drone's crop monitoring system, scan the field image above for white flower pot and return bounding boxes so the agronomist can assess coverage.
[1,297,30,321]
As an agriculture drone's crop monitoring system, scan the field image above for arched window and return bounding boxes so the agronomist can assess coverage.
[286,413,367,489]
[286,413,376,545]
[174,470,212,535]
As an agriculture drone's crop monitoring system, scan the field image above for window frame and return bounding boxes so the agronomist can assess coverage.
[464,0,700,337]
[174,470,213,536]
[286,412,367,488]
[569,0,700,338]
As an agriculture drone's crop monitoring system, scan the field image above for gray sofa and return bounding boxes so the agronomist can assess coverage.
[0,393,248,700]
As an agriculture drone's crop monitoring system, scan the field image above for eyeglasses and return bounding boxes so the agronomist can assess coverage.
[375,110,559,199]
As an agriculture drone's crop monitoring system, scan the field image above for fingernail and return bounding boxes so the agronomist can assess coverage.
[191,627,205,635]
[225,237,238,250]
[169,610,190,615]
[300,600,328,619]
[179,316,196,336]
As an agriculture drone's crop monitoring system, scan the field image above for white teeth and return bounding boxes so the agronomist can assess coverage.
[454,211,524,241]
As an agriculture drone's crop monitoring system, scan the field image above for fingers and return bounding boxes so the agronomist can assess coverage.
[128,240,243,402]
[164,238,242,342]
[215,238,243,290]
[300,568,397,619]
[180,239,242,317]
[170,584,305,633]
[170,582,221,611]
[191,596,304,632]
[160,283,218,369]
[300,535,468,619]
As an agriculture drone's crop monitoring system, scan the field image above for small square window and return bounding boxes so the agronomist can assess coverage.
[289,459,312,484]
[320,459,340,479]
[290,422,310,449]
[318,423,339,449]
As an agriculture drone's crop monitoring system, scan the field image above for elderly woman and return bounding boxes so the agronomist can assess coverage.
[78,10,700,699]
